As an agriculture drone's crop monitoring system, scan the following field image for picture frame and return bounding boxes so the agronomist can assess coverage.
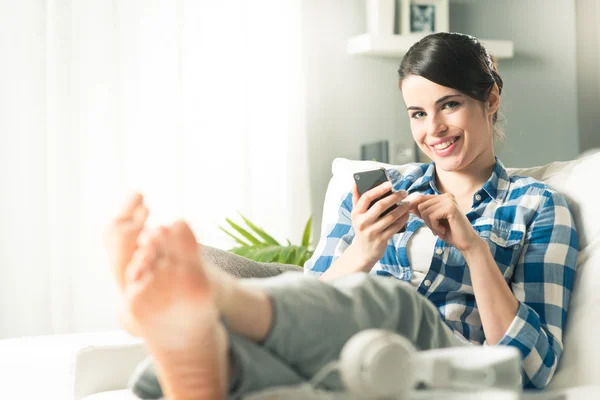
[400,0,449,36]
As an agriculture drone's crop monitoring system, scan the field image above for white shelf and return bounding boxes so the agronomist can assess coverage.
[347,34,514,59]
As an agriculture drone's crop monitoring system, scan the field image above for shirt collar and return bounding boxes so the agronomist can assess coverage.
[404,157,510,202]
[407,162,438,194]
[481,157,511,203]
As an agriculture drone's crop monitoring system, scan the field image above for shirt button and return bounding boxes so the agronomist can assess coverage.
[475,194,482,201]
[424,279,432,287]
[435,248,443,255]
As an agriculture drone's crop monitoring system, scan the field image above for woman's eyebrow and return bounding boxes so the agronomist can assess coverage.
[406,94,464,111]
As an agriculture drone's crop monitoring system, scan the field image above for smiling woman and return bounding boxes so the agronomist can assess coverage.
[305,32,579,390]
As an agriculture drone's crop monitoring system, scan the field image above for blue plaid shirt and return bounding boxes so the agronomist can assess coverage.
[304,159,578,389]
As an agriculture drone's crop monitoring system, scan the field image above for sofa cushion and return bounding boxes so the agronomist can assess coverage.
[325,153,600,391]
[202,245,300,278]
[508,153,600,251]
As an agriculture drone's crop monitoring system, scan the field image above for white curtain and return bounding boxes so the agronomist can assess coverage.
[0,0,310,339]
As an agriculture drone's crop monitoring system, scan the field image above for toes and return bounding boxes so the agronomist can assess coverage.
[116,193,144,221]
[104,199,148,252]
[126,247,157,283]
[132,205,149,228]
[169,220,199,261]
[138,226,169,259]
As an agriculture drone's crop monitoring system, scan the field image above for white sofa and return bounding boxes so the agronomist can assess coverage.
[2,154,600,399]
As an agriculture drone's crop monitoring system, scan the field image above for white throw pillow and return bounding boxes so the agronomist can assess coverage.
[325,153,600,391]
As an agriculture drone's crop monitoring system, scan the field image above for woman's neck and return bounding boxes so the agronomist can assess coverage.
[434,153,496,199]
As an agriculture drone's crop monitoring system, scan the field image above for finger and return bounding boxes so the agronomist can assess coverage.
[352,184,359,209]
[413,195,442,221]
[411,206,422,219]
[365,190,408,222]
[410,196,438,218]
[356,181,393,212]
[408,194,437,210]
[371,201,411,233]
[417,196,444,219]
[428,207,451,235]
[382,214,410,238]
[420,205,448,237]
[429,214,445,236]
[419,201,442,235]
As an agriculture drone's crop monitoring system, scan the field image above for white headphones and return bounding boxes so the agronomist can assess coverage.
[338,329,417,399]
[329,329,521,399]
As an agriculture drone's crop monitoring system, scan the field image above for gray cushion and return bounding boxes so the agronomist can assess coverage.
[202,245,302,278]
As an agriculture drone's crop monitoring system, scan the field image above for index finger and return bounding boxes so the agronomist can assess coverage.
[408,194,436,208]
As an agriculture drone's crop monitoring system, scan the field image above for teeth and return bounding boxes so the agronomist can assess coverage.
[433,137,457,150]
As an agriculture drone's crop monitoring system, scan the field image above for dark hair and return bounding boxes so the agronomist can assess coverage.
[398,32,504,141]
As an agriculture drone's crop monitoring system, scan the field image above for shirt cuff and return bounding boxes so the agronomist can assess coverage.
[496,301,542,359]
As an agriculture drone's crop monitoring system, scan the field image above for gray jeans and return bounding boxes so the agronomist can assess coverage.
[130,272,468,399]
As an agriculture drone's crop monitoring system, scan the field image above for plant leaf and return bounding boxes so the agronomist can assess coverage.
[228,244,305,267]
[244,246,282,263]
[226,218,264,246]
[301,216,312,247]
[230,246,252,257]
[278,245,295,264]
[293,246,308,266]
[219,226,251,247]
[239,214,280,246]
[258,247,284,263]
[301,249,314,266]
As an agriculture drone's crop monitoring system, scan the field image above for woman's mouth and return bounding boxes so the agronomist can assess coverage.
[429,136,460,157]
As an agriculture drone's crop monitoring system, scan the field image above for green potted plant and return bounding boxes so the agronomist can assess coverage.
[220,214,313,267]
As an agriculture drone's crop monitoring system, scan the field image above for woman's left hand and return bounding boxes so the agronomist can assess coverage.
[409,193,480,252]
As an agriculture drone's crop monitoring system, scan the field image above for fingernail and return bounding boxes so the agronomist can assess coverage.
[398,190,408,196]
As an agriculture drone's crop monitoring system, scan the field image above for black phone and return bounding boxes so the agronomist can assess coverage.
[353,167,398,218]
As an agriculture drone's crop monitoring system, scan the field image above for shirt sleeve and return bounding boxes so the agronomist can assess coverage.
[496,189,578,389]
[303,191,355,277]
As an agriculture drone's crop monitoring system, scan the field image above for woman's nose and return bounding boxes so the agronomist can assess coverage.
[427,114,448,137]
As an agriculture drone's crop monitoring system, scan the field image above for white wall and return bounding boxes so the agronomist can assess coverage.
[301,0,580,241]
[302,0,410,241]
[450,0,579,167]
[575,0,600,152]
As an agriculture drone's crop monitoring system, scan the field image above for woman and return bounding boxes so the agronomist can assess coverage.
[106,33,578,399]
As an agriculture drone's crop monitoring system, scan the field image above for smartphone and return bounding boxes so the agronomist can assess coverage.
[353,167,398,218]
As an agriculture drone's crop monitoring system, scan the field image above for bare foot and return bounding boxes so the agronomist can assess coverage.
[104,193,149,335]
[123,221,228,400]
[104,193,148,291]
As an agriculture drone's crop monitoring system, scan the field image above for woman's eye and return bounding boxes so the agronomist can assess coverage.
[411,111,426,119]
[443,101,460,109]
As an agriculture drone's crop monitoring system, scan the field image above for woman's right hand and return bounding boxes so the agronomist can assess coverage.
[349,182,410,268]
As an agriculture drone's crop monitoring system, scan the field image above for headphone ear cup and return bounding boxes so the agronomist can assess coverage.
[339,329,416,399]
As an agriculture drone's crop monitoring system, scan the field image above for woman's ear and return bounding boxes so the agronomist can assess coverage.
[486,84,501,116]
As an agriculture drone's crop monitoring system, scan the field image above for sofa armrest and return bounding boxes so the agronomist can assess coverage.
[74,340,147,400]
[0,330,141,399]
